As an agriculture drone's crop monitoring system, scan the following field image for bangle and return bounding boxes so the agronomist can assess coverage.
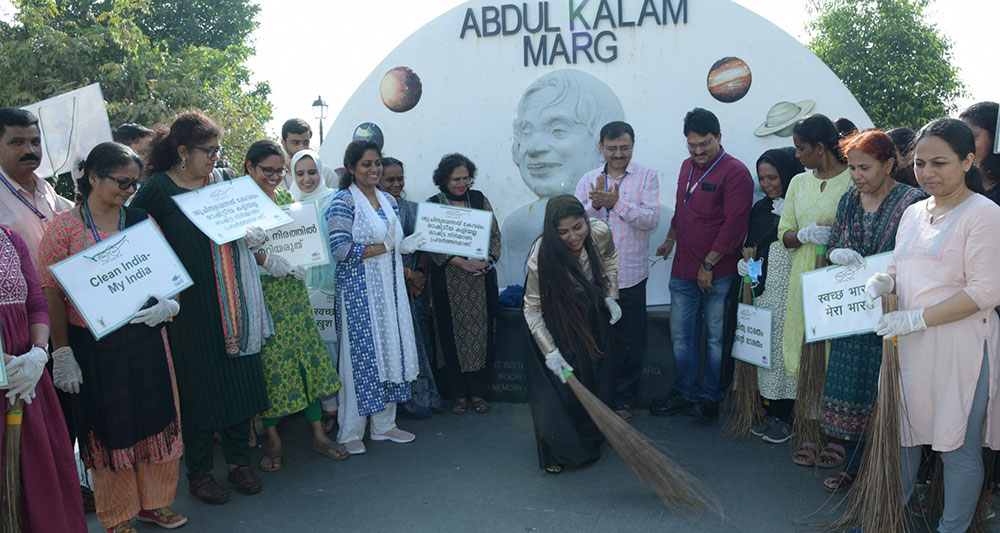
[32,342,48,352]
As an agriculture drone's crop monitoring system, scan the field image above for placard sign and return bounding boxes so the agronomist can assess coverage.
[308,290,338,343]
[172,176,293,244]
[414,202,493,260]
[732,303,772,369]
[802,252,893,342]
[49,220,194,340]
[259,201,331,268]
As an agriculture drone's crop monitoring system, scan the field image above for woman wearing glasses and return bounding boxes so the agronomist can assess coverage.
[242,140,344,471]
[426,153,502,415]
[39,142,186,532]
[130,111,270,504]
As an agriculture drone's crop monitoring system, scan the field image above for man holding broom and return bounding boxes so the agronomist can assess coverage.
[652,108,753,421]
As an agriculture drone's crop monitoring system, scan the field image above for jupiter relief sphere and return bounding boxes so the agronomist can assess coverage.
[380,66,423,113]
[706,57,752,103]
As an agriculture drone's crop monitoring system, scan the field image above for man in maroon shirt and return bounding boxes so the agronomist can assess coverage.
[651,108,752,420]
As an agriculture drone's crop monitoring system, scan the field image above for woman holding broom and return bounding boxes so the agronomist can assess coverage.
[0,224,86,532]
[867,118,1000,532]
[523,195,620,473]
[777,114,851,467]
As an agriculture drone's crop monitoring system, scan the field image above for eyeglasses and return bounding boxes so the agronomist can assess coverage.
[101,175,139,191]
[189,145,223,158]
[257,165,288,177]
[686,139,717,151]
[449,177,471,184]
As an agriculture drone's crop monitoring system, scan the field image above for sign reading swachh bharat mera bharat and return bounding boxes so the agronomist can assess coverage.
[414,202,494,260]
[258,201,331,268]
[48,220,194,340]
[172,176,292,245]
[801,252,893,343]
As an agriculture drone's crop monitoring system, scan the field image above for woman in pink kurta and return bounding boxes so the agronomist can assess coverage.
[868,118,1000,532]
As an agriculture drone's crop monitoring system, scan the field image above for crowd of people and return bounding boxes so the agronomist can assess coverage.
[0,97,998,532]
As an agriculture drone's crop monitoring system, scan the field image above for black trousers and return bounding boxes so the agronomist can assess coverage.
[613,279,647,409]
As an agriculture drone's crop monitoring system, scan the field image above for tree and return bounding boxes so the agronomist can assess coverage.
[806,0,965,129]
[0,0,271,183]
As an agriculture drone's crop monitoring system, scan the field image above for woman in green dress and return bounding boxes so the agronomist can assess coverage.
[129,111,269,504]
[242,140,345,471]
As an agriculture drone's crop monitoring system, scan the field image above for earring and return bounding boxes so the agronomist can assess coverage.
[180,158,187,171]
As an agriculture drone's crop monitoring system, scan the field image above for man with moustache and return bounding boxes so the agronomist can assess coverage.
[575,121,660,421]
[652,108,752,420]
[279,118,339,189]
[0,107,71,273]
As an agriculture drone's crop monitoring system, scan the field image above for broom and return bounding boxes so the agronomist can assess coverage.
[827,294,904,532]
[793,245,829,455]
[725,248,763,439]
[1,398,24,533]
[562,369,720,514]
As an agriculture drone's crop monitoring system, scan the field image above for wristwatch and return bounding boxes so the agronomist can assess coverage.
[701,260,714,271]
[32,342,49,352]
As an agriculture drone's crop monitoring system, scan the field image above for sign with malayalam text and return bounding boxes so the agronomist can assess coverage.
[172,176,292,245]
[801,252,893,343]
[308,290,338,343]
[414,202,493,260]
[259,201,330,268]
[732,303,772,369]
[49,220,194,340]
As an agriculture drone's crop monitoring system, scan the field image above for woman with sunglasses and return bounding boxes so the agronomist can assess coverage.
[242,140,345,470]
[39,142,186,532]
[130,111,269,504]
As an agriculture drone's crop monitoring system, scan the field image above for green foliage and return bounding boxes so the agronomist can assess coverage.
[0,0,271,174]
[806,0,965,130]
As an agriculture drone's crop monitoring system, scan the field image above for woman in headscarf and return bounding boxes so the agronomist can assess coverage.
[289,149,341,431]
[735,147,803,445]
[40,142,187,532]
[523,195,619,474]
[427,153,502,415]
[242,140,344,472]
[379,157,442,419]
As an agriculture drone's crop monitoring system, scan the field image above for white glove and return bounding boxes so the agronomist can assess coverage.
[5,347,47,405]
[771,198,785,216]
[291,266,307,281]
[51,346,83,394]
[263,254,293,277]
[605,297,622,325]
[400,232,427,255]
[796,223,832,246]
[875,309,927,338]
[130,295,180,327]
[245,226,267,250]
[829,248,866,268]
[544,349,574,383]
[736,259,750,277]
[864,273,895,309]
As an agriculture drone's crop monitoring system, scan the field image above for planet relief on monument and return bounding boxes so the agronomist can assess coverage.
[320,0,872,304]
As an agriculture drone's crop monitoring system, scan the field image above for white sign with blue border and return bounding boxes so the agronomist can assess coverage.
[802,252,893,342]
[413,202,493,260]
[172,175,293,245]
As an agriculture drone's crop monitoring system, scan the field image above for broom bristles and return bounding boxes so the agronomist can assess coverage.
[827,294,905,532]
[565,374,721,515]
[725,275,763,439]
[793,250,830,452]
[2,398,24,533]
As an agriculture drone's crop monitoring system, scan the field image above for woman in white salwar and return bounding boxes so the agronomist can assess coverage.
[324,140,425,455]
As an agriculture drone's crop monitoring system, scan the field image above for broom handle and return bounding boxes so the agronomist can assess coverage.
[814,244,827,269]
[741,247,755,306]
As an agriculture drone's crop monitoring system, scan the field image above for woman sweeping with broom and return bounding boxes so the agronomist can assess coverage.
[0,224,86,532]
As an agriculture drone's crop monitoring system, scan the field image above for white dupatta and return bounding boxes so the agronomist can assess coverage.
[348,184,418,384]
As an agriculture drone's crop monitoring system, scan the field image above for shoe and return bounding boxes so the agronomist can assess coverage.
[188,474,229,505]
[697,398,719,421]
[106,522,138,533]
[649,391,693,417]
[762,419,795,444]
[370,427,415,443]
[226,465,262,495]
[343,440,367,454]
[750,416,777,437]
[136,507,188,529]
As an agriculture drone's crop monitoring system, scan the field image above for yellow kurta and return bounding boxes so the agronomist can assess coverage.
[776,168,851,376]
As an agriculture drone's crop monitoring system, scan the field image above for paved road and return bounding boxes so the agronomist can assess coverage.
[85,403,997,532]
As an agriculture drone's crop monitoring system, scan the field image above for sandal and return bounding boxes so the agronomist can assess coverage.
[258,443,282,472]
[137,507,189,529]
[311,440,350,461]
[106,522,138,533]
[817,443,847,469]
[472,399,490,414]
[823,472,856,493]
[451,399,469,415]
[793,442,821,466]
[615,408,633,422]
[546,464,563,474]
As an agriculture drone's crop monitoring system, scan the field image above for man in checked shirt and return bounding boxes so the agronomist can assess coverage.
[574,121,660,421]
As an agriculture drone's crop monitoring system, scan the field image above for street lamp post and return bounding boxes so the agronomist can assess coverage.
[312,95,329,146]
